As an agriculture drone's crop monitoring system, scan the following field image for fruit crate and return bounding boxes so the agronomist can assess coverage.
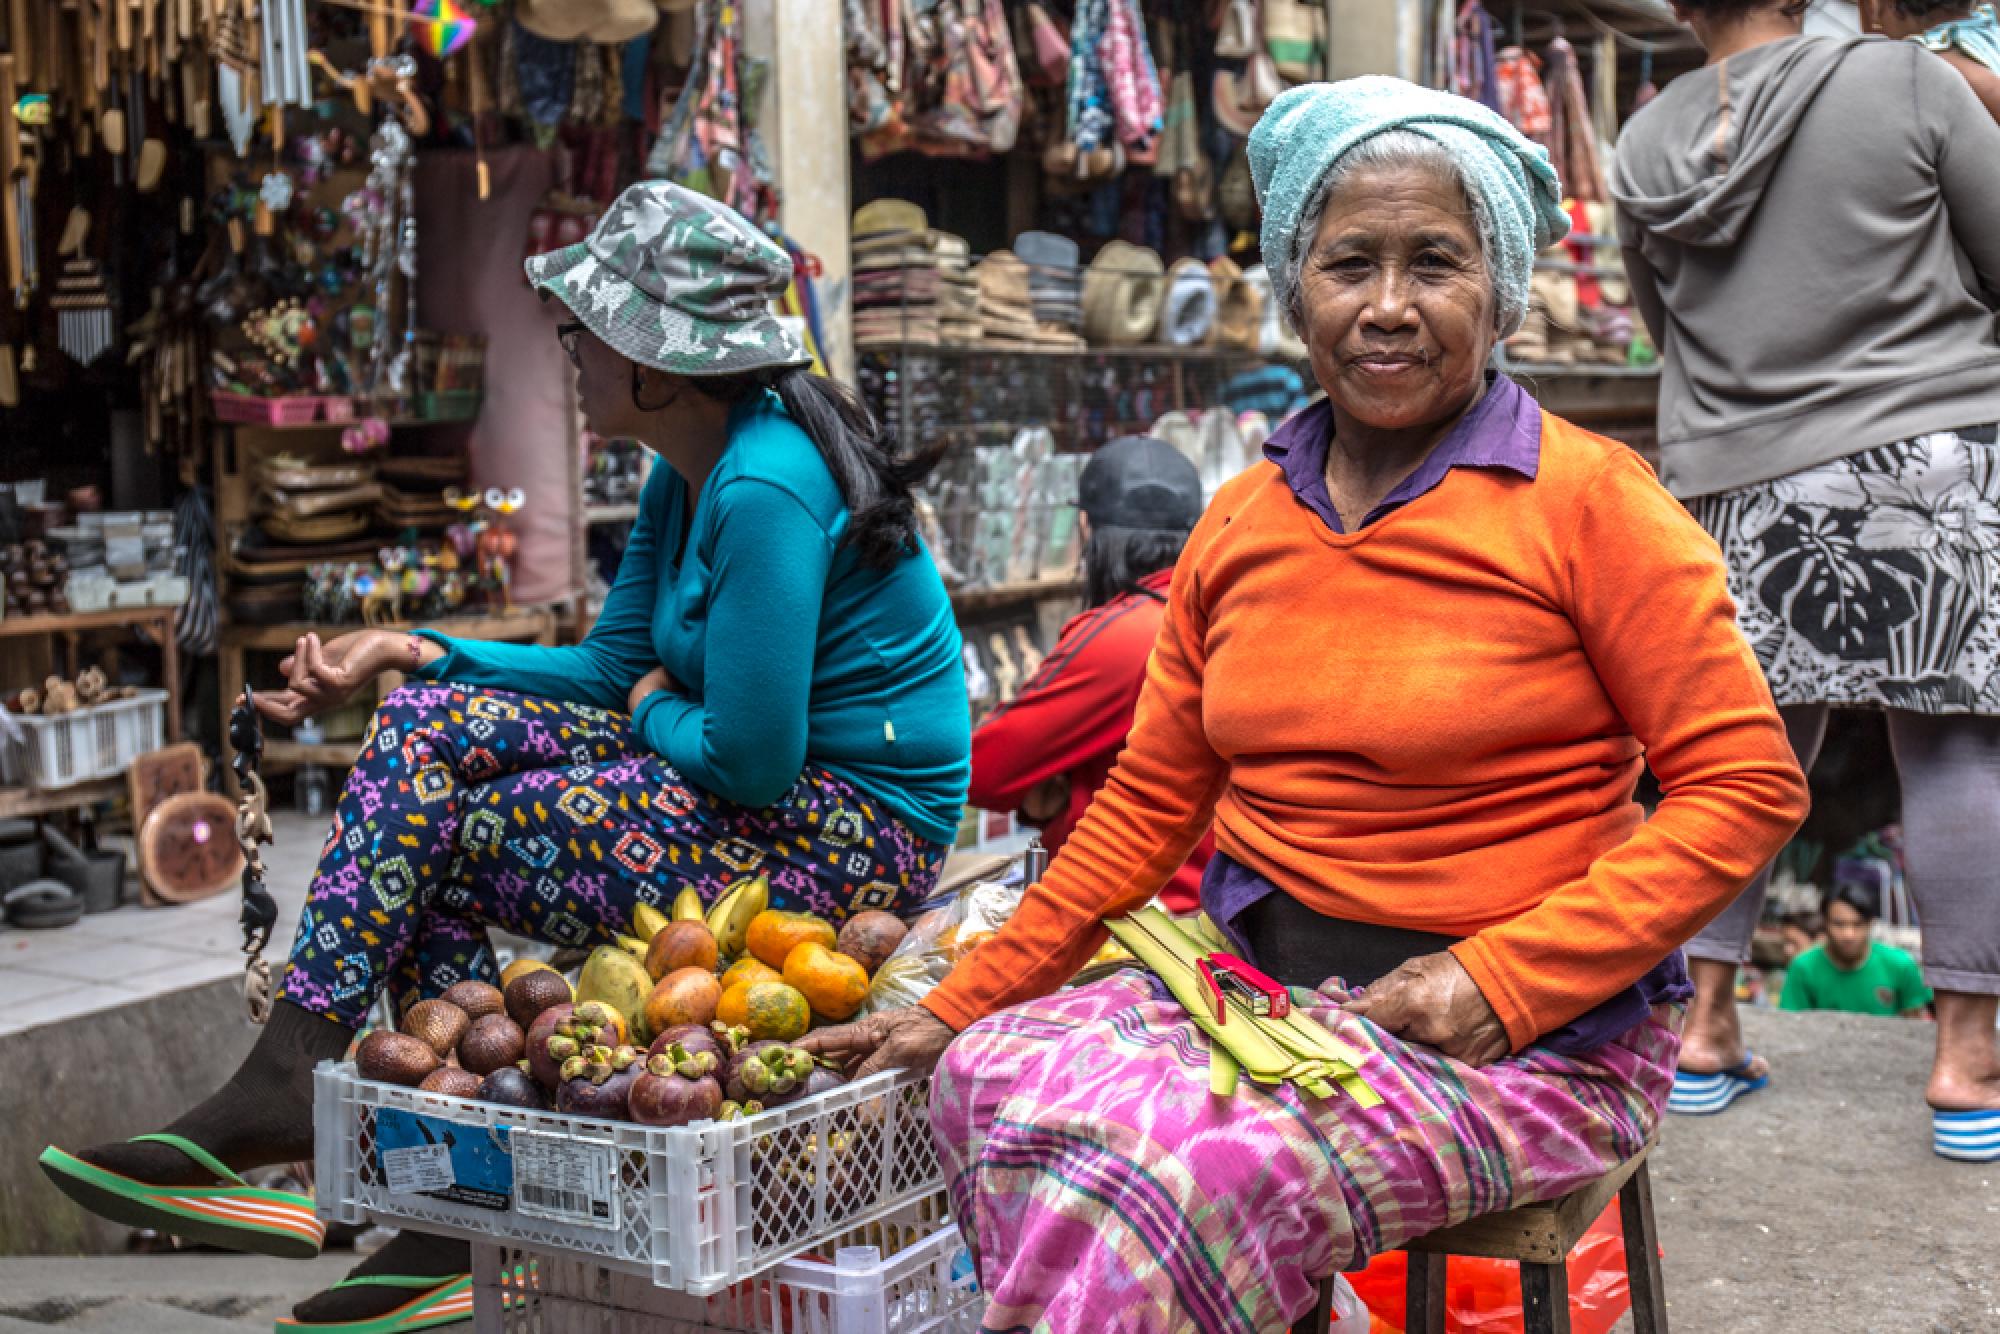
[0,689,169,789]
[469,1200,982,1334]
[313,1062,943,1297]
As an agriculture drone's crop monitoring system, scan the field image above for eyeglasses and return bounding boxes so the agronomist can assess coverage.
[556,320,586,367]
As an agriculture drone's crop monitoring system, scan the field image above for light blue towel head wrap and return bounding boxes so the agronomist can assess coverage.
[1247,76,1570,339]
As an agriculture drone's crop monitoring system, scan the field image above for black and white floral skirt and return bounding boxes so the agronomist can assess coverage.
[1690,425,2000,715]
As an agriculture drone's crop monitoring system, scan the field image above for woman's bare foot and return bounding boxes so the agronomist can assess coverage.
[1926,991,2000,1112]
[1675,958,1770,1080]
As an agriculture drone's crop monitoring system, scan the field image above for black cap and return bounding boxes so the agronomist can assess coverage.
[1078,435,1204,530]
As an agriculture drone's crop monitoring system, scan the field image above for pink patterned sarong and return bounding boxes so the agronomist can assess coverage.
[930,971,1680,1333]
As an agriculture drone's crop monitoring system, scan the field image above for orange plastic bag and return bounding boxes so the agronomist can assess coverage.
[1343,1203,1637,1334]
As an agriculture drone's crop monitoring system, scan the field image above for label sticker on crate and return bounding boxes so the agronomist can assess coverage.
[511,1130,617,1230]
[373,1109,513,1212]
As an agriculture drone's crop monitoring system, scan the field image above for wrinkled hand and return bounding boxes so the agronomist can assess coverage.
[1341,951,1510,1068]
[1020,775,1070,824]
[628,667,674,715]
[796,1005,957,1082]
[254,630,401,727]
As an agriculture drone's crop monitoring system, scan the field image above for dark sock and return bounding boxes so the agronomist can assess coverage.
[78,1000,353,1186]
[291,1230,472,1325]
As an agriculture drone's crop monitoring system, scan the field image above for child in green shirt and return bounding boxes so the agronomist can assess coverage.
[1779,883,1933,1017]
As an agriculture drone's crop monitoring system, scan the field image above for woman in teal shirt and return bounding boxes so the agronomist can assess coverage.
[41,183,969,1329]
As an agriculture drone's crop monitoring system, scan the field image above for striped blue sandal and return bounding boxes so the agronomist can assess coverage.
[1932,1108,2000,1162]
[1667,1053,1769,1116]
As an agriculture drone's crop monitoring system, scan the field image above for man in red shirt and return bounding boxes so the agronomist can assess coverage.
[968,435,1213,911]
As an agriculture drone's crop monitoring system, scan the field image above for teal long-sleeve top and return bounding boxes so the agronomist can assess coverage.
[415,392,970,845]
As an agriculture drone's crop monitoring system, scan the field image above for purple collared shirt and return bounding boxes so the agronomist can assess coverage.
[1263,371,1544,533]
[1203,373,1694,1055]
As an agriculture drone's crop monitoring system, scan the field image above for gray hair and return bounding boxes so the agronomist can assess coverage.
[1280,129,1498,337]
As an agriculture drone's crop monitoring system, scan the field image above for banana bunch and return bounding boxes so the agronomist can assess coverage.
[1106,907,1380,1107]
[704,874,769,959]
[616,887,727,963]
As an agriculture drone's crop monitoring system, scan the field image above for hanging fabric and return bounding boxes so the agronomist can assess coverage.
[1592,32,1620,153]
[1452,1,1502,112]
[1543,36,1606,203]
[1493,44,1552,143]
[645,0,780,225]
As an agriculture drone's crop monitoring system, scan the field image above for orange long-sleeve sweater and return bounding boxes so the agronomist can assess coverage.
[921,412,1810,1051]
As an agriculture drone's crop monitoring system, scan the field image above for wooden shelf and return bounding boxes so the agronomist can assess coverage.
[949,578,1083,613]
[585,503,640,525]
[0,776,124,818]
[221,606,558,651]
[216,416,470,434]
[858,340,1296,365]
[263,739,362,767]
[0,605,177,641]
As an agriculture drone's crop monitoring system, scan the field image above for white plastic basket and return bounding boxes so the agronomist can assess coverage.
[313,1061,944,1297]
[0,689,168,789]
[469,1202,982,1334]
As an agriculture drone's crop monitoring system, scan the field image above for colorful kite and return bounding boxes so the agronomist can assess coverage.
[409,0,478,60]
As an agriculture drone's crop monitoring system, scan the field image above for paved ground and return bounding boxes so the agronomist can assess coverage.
[2,1003,1991,1330]
[0,812,322,1037]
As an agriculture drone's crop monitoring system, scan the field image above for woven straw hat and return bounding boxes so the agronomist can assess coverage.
[1081,241,1166,347]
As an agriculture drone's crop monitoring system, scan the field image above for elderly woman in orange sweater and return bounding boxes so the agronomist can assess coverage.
[805,78,1809,1331]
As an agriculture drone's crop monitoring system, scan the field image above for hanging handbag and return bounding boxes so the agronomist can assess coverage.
[1263,0,1325,84]
[1025,2,1070,86]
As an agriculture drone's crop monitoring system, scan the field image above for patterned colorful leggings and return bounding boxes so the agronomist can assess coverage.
[280,683,950,1027]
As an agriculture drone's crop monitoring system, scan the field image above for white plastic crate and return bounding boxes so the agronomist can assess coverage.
[0,689,168,789]
[313,1061,944,1297]
[469,1202,982,1334]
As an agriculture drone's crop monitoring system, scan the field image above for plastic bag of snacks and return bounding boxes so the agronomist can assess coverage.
[862,855,1027,1014]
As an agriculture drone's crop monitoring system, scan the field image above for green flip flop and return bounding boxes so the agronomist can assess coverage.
[37,1133,325,1260]
[274,1275,479,1333]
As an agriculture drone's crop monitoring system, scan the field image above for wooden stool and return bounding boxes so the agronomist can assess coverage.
[1301,1141,1667,1334]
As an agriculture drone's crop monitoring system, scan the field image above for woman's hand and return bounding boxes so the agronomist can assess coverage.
[255,630,408,727]
[796,1005,957,1081]
[628,667,675,715]
[1341,951,1510,1068]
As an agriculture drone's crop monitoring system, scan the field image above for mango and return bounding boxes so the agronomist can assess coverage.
[576,944,656,1045]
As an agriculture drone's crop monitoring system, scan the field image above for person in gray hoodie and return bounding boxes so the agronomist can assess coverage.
[1613,0,2000,1162]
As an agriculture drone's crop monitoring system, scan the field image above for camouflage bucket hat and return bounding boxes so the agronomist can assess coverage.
[524,180,812,377]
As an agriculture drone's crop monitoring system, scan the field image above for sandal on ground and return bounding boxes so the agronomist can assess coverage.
[1932,1108,2000,1162]
[274,1275,476,1333]
[37,1133,325,1260]
[1667,1052,1769,1116]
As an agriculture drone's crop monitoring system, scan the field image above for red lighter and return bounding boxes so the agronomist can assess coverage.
[1197,953,1290,1024]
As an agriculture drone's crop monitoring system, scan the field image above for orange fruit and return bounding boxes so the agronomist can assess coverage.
[720,957,782,993]
[783,943,870,1022]
[741,981,812,1042]
[746,910,837,971]
[717,982,754,1030]
[643,967,721,1038]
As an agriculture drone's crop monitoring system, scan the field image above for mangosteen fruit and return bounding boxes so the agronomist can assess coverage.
[722,1041,815,1107]
[439,980,506,1021]
[798,1064,847,1101]
[477,1064,551,1111]
[419,1066,484,1099]
[357,1030,441,1087]
[460,1013,527,1075]
[504,967,572,1028]
[401,999,471,1059]
[628,1053,724,1127]
[556,1044,642,1121]
[647,1024,723,1064]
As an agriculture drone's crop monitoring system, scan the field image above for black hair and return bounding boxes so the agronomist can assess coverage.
[694,367,943,570]
[1892,0,1974,16]
[1082,522,1194,608]
[1823,880,1882,922]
